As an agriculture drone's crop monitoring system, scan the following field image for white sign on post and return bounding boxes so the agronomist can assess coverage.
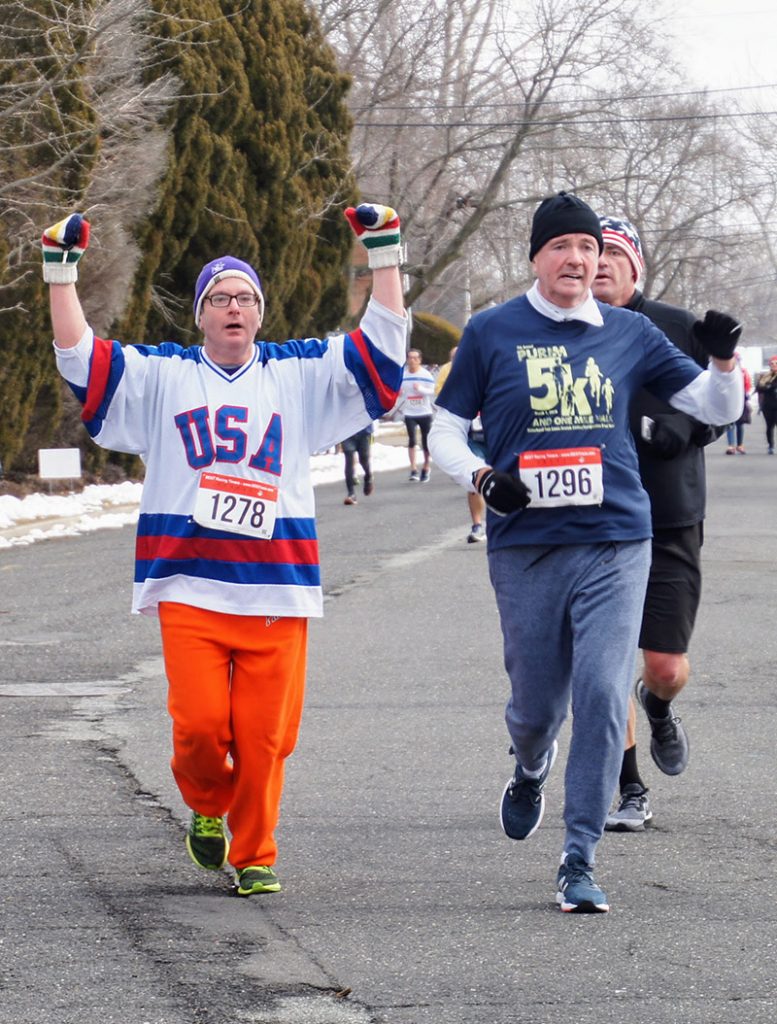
[38,448,82,480]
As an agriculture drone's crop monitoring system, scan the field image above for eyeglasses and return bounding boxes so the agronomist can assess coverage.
[206,292,259,308]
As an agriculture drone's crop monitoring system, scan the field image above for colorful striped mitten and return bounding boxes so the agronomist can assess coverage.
[344,204,401,269]
[41,214,91,283]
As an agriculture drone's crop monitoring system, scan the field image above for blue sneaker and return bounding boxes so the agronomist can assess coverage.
[556,854,609,913]
[499,739,558,840]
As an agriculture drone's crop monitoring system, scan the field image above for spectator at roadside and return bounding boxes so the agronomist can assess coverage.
[725,353,751,453]
[755,355,777,454]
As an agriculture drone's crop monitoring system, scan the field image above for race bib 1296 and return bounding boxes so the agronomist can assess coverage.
[518,447,603,508]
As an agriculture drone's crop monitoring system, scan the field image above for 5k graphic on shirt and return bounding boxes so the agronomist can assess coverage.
[519,345,615,434]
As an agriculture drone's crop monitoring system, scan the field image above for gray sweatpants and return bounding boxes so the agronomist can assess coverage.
[488,539,651,866]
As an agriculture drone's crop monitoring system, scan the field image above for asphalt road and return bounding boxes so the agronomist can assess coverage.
[1,435,776,1024]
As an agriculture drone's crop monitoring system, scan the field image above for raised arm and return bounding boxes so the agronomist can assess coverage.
[42,214,91,348]
[344,204,405,318]
[370,264,404,316]
[49,284,88,348]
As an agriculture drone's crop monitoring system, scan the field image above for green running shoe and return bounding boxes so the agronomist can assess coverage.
[236,865,281,896]
[185,812,229,870]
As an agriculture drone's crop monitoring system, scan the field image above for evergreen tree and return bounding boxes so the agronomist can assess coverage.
[0,1,98,473]
[119,0,356,345]
[0,0,356,475]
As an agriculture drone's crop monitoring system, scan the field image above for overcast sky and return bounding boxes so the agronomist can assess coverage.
[667,2,777,98]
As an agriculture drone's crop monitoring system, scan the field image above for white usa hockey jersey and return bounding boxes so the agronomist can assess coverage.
[55,298,407,618]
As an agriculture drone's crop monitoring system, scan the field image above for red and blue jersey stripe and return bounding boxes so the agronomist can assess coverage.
[135,513,320,588]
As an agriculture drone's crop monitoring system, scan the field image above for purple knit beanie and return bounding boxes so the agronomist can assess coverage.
[193,256,264,323]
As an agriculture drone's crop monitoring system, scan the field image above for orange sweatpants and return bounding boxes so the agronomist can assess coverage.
[158,602,308,870]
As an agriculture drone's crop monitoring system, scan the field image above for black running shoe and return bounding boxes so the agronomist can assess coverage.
[636,679,689,776]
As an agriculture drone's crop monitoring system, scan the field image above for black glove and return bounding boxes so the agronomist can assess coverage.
[648,413,694,460]
[474,469,531,516]
[692,310,742,360]
[691,422,724,447]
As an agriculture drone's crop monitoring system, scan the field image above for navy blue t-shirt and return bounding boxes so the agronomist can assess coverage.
[436,295,702,549]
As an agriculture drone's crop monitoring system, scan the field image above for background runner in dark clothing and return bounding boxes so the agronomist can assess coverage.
[594,216,738,832]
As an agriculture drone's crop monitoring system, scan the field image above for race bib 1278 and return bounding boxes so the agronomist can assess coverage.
[193,471,278,539]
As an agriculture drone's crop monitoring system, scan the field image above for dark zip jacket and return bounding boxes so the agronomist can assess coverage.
[626,290,720,529]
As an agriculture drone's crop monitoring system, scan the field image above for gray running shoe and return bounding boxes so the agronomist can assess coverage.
[467,523,486,543]
[636,679,689,776]
[605,784,652,832]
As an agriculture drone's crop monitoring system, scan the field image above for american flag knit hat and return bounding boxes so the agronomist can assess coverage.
[599,216,645,282]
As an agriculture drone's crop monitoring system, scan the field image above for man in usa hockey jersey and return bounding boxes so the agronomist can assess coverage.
[43,204,407,897]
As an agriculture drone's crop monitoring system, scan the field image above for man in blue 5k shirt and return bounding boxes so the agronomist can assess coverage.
[430,192,743,914]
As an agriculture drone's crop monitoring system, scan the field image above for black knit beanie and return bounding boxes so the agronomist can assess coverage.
[529,192,603,260]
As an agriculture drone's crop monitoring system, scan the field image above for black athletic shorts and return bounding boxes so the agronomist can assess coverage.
[639,522,703,654]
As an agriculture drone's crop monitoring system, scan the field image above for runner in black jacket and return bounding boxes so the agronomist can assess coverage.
[593,216,737,831]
